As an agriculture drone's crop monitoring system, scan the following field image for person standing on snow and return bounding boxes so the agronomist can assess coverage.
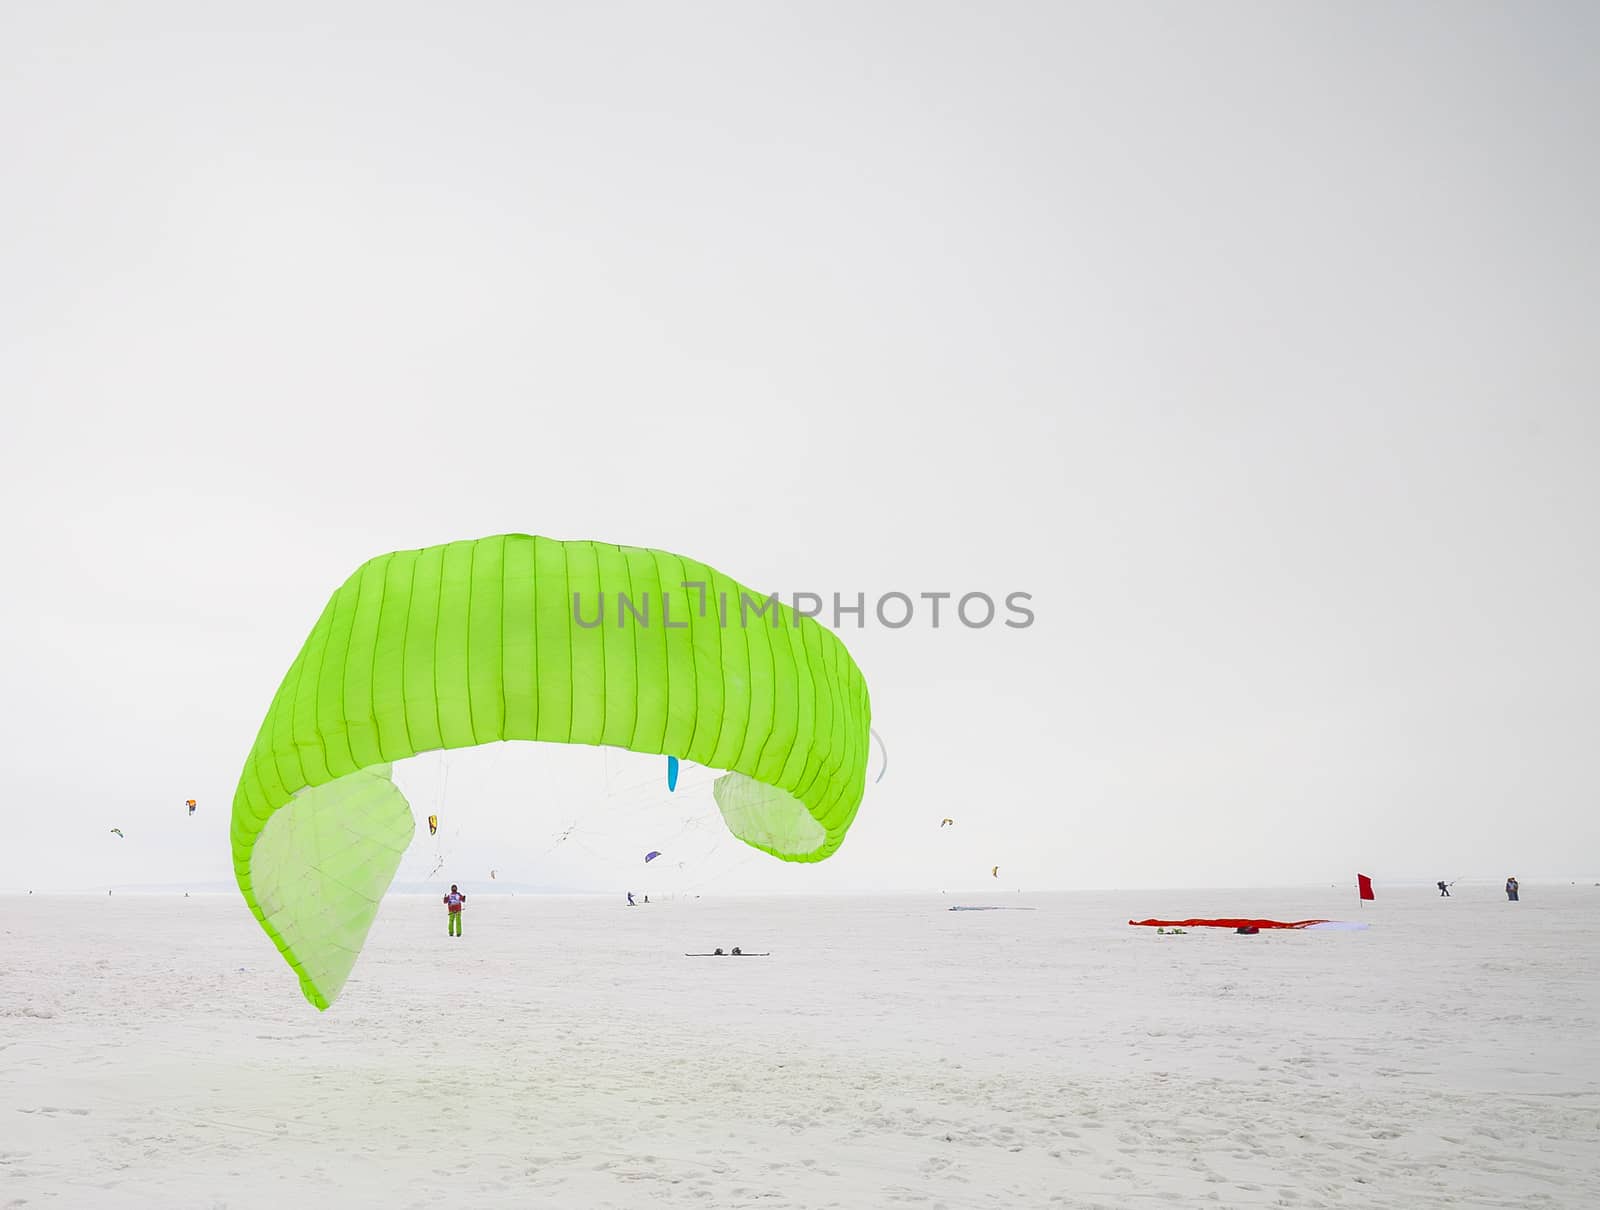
[443,884,467,935]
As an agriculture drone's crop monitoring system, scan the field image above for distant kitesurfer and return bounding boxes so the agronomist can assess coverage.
[1505,876,1519,902]
[1437,881,1451,897]
[443,884,466,935]
[627,891,636,906]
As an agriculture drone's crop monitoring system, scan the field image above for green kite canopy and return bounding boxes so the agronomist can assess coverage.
[232,534,872,1008]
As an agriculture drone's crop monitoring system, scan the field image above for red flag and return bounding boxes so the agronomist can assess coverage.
[1356,873,1375,901]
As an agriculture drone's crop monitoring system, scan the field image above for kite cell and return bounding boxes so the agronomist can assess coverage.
[427,814,439,836]
[231,533,873,1010]
[666,755,679,791]
[644,850,662,863]
[940,818,953,827]
[110,828,124,838]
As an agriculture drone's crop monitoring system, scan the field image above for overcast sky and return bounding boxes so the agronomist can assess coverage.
[2,2,1595,894]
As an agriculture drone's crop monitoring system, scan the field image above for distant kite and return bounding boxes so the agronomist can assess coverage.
[991,865,999,878]
[940,818,954,828]
[186,799,197,816]
[427,814,438,836]
[644,850,662,863]
[666,756,679,792]
[110,828,124,839]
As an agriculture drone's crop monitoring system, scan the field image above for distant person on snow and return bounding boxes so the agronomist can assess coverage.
[1505,876,1519,902]
[627,891,635,906]
[1437,881,1451,897]
[443,884,467,935]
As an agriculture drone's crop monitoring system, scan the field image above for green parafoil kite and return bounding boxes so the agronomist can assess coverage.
[232,534,872,1009]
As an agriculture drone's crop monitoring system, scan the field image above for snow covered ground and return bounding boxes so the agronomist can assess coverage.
[3,885,1597,1208]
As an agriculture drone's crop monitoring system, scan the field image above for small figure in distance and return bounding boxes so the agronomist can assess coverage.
[1505,876,1519,902]
[627,891,635,906]
[1437,881,1451,897]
